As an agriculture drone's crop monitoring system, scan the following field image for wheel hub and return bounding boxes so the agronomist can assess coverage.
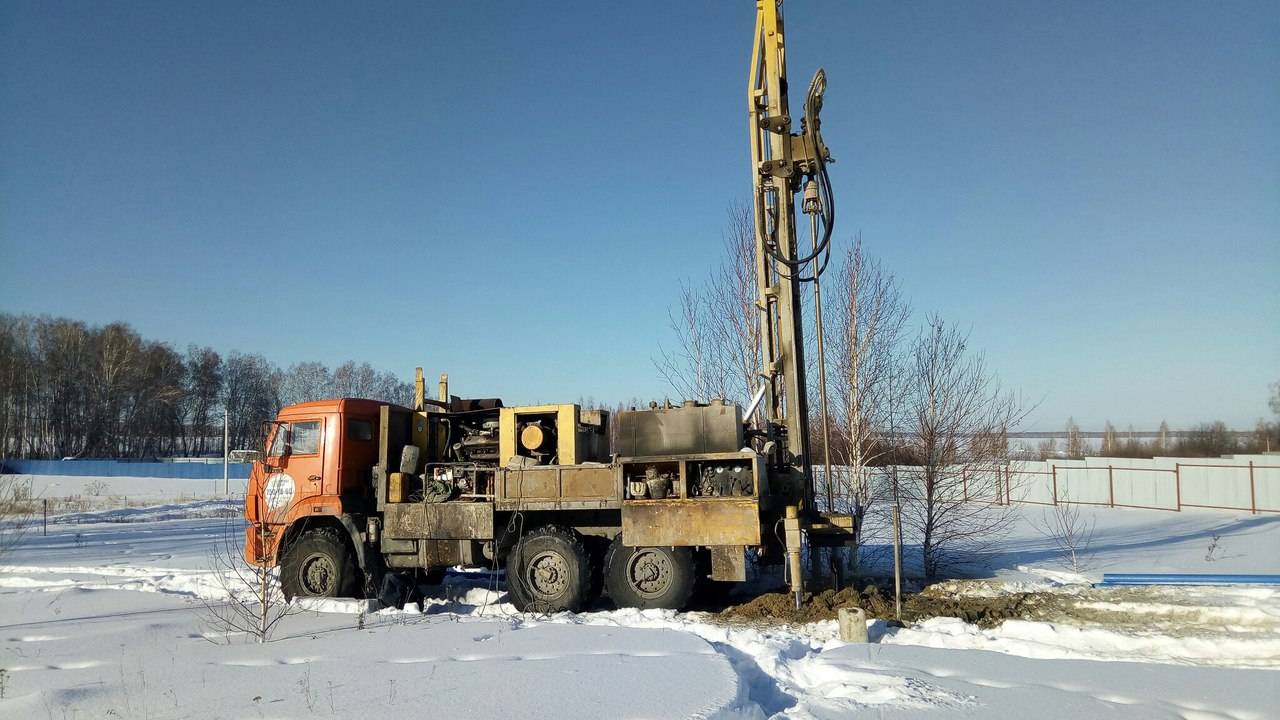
[526,550,569,599]
[626,549,673,599]
[300,553,335,595]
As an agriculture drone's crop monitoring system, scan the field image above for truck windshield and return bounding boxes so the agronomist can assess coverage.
[267,421,321,456]
[267,423,289,458]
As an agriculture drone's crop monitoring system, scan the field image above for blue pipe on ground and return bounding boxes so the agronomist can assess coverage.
[1095,573,1280,587]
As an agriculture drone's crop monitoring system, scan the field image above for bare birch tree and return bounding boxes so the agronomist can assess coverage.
[333,361,413,406]
[656,204,760,407]
[279,361,334,408]
[898,316,1026,578]
[1064,417,1087,458]
[823,239,909,535]
[183,347,223,456]
[222,352,281,452]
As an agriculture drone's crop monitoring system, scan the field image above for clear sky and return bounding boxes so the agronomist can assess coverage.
[2,1,1277,430]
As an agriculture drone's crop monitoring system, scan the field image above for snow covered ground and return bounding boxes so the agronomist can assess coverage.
[0,476,1277,718]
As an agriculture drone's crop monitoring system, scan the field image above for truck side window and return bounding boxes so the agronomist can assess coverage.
[347,419,373,441]
[291,421,321,455]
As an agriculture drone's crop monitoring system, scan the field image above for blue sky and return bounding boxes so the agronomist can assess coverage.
[2,1,1277,430]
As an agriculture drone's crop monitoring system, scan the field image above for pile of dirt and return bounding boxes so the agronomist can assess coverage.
[903,591,1052,627]
[719,582,1057,628]
[719,584,896,624]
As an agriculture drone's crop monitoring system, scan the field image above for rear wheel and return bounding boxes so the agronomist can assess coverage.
[505,526,591,613]
[280,528,358,600]
[604,537,695,610]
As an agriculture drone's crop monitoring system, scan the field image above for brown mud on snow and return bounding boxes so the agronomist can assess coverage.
[717,579,1280,638]
[718,582,1067,628]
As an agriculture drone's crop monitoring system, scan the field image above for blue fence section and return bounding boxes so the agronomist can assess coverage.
[1,459,252,480]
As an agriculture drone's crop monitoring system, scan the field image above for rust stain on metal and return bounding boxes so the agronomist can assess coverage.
[384,502,493,540]
[621,498,761,546]
[498,465,620,502]
[710,545,747,582]
[501,467,559,499]
[560,466,615,498]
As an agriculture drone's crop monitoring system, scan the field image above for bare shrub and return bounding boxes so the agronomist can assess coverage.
[0,474,34,561]
[1204,533,1224,562]
[201,479,295,643]
[1035,492,1095,573]
[63,494,89,514]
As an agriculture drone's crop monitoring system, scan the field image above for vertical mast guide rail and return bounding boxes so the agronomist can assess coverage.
[750,0,851,603]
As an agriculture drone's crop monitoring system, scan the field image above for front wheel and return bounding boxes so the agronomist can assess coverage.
[604,537,694,610]
[280,528,358,600]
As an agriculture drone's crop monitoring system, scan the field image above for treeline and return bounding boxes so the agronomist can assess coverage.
[1037,418,1279,460]
[0,314,412,460]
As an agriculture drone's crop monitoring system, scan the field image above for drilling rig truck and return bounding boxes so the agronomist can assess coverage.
[244,0,851,612]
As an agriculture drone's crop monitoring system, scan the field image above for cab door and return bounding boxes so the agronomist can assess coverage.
[270,417,326,504]
[339,415,378,507]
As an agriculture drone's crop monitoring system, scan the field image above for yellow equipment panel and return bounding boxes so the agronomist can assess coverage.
[498,404,581,466]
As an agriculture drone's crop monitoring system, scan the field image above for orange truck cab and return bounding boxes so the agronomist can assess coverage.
[244,398,396,596]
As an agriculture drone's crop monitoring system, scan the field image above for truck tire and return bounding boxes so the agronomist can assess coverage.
[280,528,359,600]
[505,526,591,613]
[604,537,695,610]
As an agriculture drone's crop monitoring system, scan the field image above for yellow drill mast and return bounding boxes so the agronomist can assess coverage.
[748,0,835,511]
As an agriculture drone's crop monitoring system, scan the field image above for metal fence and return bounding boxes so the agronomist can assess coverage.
[1000,457,1279,514]
[815,455,1280,515]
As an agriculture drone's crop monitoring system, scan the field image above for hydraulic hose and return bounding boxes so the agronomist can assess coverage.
[760,68,835,283]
